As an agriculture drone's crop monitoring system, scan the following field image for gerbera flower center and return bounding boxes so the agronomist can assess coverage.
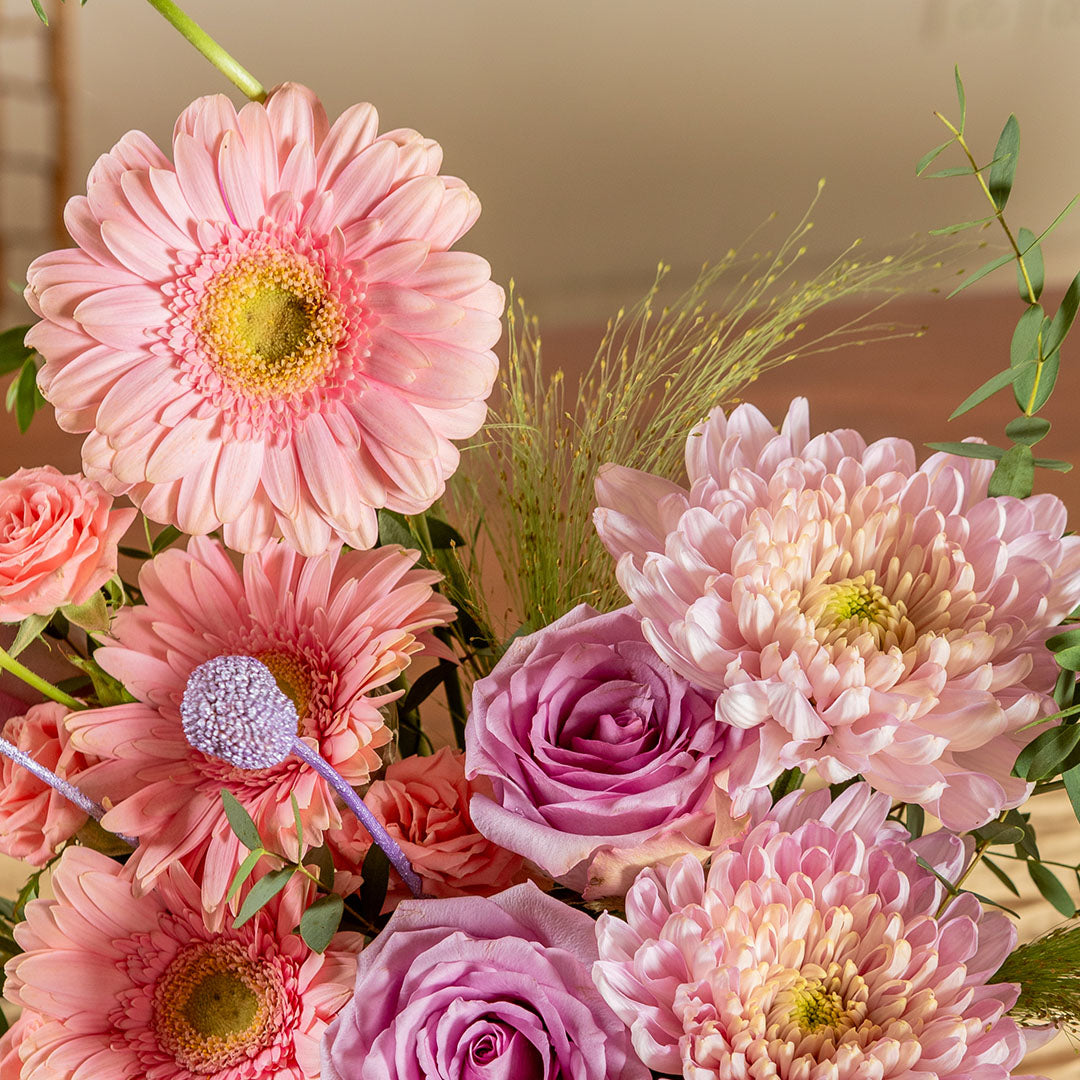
[153,940,283,1074]
[256,650,312,727]
[194,249,346,400]
[802,573,916,651]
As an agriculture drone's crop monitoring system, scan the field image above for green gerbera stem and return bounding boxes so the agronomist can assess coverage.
[0,644,83,711]
[143,0,267,102]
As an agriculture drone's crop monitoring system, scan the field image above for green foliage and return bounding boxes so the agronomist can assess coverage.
[299,894,344,953]
[221,789,262,850]
[233,866,294,928]
[358,843,390,923]
[5,355,46,433]
[993,923,1080,1033]
[451,192,935,632]
[921,71,1079,496]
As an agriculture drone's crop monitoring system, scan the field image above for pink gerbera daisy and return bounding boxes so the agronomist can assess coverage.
[5,846,360,1080]
[594,397,1080,829]
[65,535,453,912]
[25,83,503,556]
[593,784,1051,1079]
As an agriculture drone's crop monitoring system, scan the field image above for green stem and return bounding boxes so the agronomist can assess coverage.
[0,645,84,710]
[143,0,266,102]
[936,112,1045,415]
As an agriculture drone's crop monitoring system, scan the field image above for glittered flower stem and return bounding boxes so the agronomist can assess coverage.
[0,644,83,711]
[289,737,425,898]
[0,734,138,847]
[143,0,267,102]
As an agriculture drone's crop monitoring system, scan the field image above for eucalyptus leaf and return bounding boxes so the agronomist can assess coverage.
[1028,190,1080,248]
[0,326,31,375]
[233,866,295,928]
[949,365,1024,420]
[1027,860,1076,917]
[1012,722,1080,781]
[14,359,39,433]
[1054,644,1080,671]
[1004,416,1051,446]
[1010,304,1045,368]
[226,849,264,903]
[221,789,263,850]
[299,893,345,953]
[929,217,993,236]
[982,856,1021,897]
[377,509,424,557]
[954,65,966,132]
[924,166,977,179]
[1016,228,1043,302]
[1047,627,1080,652]
[972,819,1026,846]
[916,138,955,177]
[358,843,390,923]
[987,114,1020,211]
[1013,352,1059,415]
[905,803,924,840]
[1042,268,1080,359]
[291,793,303,851]
[304,842,337,893]
[987,444,1034,498]
[426,517,466,549]
[150,525,184,554]
[925,441,1004,461]
[1063,763,1080,825]
[1034,457,1073,472]
[946,253,1016,299]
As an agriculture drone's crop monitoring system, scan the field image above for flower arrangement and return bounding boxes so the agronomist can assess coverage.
[0,6,1079,1078]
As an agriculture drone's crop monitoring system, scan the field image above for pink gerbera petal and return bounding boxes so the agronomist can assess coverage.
[26,83,503,557]
[65,535,453,913]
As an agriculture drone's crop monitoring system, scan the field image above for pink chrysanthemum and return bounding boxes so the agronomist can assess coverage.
[595,398,1080,829]
[66,535,453,912]
[593,784,1050,1080]
[4,847,360,1080]
[26,83,503,556]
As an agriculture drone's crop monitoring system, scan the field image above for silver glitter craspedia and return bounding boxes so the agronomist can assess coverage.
[180,655,296,769]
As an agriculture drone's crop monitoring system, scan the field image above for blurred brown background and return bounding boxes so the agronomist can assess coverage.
[1,0,1080,1072]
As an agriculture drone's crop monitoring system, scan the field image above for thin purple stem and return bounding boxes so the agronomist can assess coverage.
[290,737,424,898]
[0,736,138,847]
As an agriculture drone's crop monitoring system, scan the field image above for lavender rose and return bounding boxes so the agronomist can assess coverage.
[320,882,649,1080]
[465,604,750,898]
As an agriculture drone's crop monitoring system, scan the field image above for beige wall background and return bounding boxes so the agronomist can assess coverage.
[3,0,1080,1074]
[62,0,1080,324]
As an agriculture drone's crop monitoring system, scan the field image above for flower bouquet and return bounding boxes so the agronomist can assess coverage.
[0,6,1078,1078]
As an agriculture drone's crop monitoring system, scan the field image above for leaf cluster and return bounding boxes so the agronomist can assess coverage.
[0,327,46,434]
[220,790,350,953]
[920,68,1078,495]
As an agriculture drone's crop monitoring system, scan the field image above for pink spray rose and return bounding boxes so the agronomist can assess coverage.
[465,604,750,898]
[0,701,95,865]
[327,746,528,908]
[0,465,134,622]
[321,882,650,1080]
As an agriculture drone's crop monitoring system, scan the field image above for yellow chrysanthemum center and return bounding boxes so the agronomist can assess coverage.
[802,573,917,651]
[153,941,282,1074]
[788,980,852,1034]
[195,249,345,399]
[256,650,313,728]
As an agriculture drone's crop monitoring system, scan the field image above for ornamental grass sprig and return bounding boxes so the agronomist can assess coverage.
[992,922,1080,1035]
[451,190,937,636]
